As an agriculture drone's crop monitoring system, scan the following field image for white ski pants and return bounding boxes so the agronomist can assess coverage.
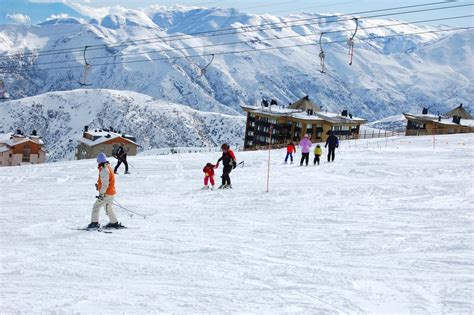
[91,195,118,223]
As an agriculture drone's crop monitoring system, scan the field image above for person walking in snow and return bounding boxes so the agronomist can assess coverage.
[314,144,322,165]
[284,141,296,164]
[88,153,124,229]
[299,135,312,166]
[114,142,130,174]
[217,143,237,189]
[325,131,339,162]
[202,162,219,190]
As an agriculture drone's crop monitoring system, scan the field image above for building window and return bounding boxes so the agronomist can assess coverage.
[22,144,30,162]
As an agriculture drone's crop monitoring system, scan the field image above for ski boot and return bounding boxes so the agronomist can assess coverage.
[105,222,125,229]
[201,185,209,190]
[87,222,100,229]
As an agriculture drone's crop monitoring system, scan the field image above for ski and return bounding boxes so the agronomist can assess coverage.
[72,227,113,234]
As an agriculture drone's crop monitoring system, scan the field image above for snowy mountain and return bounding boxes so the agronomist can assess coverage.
[0,6,472,120]
[0,89,245,161]
[1,133,473,312]
[0,0,87,25]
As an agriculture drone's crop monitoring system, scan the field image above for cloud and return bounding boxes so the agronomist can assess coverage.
[6,13,31,24]
[47,13,71,19]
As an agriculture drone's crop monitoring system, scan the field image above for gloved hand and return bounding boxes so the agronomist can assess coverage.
[204,172,209,177]
[232,161,237,169]
[95,183,98,191]
[97,193,105,201]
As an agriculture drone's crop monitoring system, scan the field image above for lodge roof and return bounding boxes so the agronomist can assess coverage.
[444,104,472,119]
[241,106,366,124]
[0,133,45,148]
[78,129,138,147]
[403,113,474,127]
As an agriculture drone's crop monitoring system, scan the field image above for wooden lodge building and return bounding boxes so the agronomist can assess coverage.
[403,104,474,136]
[75,126,139,160]
[0,130,46,167]
[241,95,367,150]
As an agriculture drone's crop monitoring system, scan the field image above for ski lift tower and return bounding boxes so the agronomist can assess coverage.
[0,79,10,101]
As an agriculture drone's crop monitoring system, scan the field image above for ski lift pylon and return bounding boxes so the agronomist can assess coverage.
[347,17,359,66]
[319,32,326,74]
[79,45,92,86]
[0,79,10,100]
[198,54,214,78]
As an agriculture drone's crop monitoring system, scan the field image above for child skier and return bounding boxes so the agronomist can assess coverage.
[314,144,322,165]
[217,143,237,189]
[88,153,124,229]
[202,162,219,190]
[284,141,296,164]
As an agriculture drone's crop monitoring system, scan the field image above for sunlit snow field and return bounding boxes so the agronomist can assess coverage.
[1,134,473,313]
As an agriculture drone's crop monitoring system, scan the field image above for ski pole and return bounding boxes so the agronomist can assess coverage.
[95,197,147,218]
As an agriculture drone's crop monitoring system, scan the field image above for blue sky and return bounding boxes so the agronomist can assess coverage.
[30,0,474,27]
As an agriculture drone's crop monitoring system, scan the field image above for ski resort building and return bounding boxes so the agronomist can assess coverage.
[0,131,46,167]
[241,95,367,150]
[404,104,474,136]
[75,126,139,160]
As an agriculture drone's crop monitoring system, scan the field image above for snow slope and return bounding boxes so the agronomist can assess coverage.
[0,89,245,161]
[0,6,472,119]
[1,133,473,313]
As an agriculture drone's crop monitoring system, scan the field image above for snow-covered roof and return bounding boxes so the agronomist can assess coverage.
[78,130,138,147]
[404,113,474,127]
[0,133,44,147]
[242,106,366,124]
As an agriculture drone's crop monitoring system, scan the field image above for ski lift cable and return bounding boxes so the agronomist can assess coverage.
[0,0,463,60]
[7,2,471,65]
[2,26,470,74]
[16,14,473,69]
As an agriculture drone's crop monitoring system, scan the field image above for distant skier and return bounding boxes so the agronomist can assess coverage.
[202,162,219,190]
[299,135,312,166]
[284,141,296,164]
[114,142,130,174]
[314,144,322,165]
[217,143,237,189]
[88,153,124,229]
[325,131,339,162]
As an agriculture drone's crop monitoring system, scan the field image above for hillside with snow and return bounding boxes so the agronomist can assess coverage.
[0,133,473,312]
[0,6,472,119]
[0,89,245,161]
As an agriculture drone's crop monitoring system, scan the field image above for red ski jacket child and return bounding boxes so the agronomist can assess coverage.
[287,142,296,153]
[203,162,219,187]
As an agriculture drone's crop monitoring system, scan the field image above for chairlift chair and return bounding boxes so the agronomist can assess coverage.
[319,32,326,73]
[79,46,92,86]
[347,18,359,66]
[198,54,214,78]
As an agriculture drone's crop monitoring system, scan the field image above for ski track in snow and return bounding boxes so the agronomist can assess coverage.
[0,134,473,313]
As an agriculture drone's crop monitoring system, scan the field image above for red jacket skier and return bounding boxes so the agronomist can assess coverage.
[202,162,219,190]
[285,142,296,164]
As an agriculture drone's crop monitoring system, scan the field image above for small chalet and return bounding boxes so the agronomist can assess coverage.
[75,126,139,160]
[403,104,474,136]
[0,130,46,167]
[241,95,367,150]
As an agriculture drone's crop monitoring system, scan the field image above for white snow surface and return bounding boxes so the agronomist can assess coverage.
[1,133,473,313]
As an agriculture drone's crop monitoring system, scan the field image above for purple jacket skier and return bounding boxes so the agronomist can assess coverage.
[299,135,312,166]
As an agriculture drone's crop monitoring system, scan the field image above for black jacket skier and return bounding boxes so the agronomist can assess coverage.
[114,143,130,174]
[217,143,236,189]
[325,133,339,162]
